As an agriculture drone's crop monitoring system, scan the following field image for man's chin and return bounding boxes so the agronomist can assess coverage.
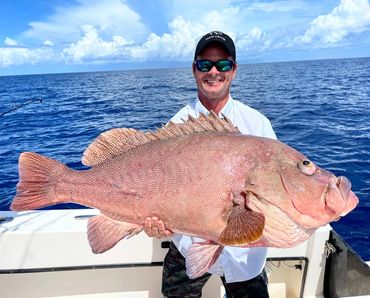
[202,87,225,97]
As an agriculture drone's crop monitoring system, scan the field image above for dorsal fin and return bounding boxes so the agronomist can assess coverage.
[82,112,239,166]
[148,111,239,141]
[82,128,152,166]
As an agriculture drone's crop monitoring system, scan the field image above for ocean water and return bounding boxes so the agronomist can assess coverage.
[0,57,369,261]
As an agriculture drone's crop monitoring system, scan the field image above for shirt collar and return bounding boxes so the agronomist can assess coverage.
[194,96,234,118]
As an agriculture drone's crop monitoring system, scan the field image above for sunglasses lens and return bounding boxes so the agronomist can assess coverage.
[216,60,233,72]
[196,60,213,72]
[195,60,234,72]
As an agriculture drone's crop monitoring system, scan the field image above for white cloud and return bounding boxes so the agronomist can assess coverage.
[129,7,241,61]
[0,47,55,68]
[23,0,148,45]
[294,0,370,46]
[244,0,309,12]
[2,1,269,66]
[237,27,266,51]
[43,40,54,46]
[130,16,203,60]
[62,25,131,63]
[1,0,148,67]
[4,37,18,46]
[165,0,232,20]
[148,1,313,60]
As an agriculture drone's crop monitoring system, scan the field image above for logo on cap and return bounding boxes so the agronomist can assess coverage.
[206,31,226,42]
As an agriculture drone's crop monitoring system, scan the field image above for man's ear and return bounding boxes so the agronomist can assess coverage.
[232,62,238,79]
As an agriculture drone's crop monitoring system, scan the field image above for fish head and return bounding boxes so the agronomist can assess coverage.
[244,141,359,229]
[277,155,359,228]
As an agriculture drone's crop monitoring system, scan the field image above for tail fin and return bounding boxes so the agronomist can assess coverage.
[10,152,68,211]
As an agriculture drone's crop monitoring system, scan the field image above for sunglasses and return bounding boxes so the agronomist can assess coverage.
[194,59,235,72]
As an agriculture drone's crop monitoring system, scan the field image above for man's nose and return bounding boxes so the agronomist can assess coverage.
[209,65,219,74]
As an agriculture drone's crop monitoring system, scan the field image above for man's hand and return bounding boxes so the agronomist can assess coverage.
[144,217,173,238]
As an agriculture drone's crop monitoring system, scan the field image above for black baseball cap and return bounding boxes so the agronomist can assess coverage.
[194,31,236,61]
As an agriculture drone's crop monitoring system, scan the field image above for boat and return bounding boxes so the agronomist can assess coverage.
[1,209,369,298]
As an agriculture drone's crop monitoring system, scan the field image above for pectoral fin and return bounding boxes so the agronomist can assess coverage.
[186,241,223,279]
[87,214,143,253]
[219,206,264,246]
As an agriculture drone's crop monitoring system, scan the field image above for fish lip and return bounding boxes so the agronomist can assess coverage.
[336,176,351,200]
[323,176,358,216]
[321,177,338,214]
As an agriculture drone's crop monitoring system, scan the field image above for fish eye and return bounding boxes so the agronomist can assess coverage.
[298,160,316,175]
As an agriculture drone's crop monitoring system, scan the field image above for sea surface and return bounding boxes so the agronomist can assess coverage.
[0,57,369,261]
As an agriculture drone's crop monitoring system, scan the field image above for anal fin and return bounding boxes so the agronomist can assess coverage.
[219,206,264,246]
[186,241,223,279]
[87,214,143,253]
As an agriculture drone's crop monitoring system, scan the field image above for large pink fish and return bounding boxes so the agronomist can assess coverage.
[11,113,358,278]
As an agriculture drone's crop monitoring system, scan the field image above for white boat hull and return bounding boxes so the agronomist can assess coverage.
[0,209,369,298]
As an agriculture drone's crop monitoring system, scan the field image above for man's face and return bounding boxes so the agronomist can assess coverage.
[193,43,237,103]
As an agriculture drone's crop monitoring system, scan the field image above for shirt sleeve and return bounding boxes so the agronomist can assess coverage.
[261,117,277,140]
[234,101,277,140]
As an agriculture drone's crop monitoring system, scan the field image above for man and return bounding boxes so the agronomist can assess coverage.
[145,31,276,298]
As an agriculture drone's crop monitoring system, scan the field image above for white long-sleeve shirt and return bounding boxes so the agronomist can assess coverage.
[170,96,277,283]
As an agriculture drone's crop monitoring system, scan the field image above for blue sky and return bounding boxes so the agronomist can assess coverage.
[1,0,370,75]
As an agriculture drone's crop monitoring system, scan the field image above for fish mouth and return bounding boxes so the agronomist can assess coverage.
[324,176,359,217]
